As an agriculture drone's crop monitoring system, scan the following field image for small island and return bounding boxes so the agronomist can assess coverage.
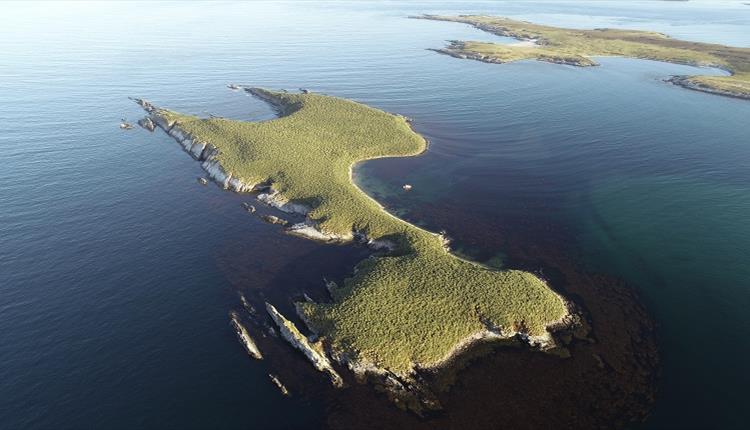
[415,15,750,100]
[135,88,571,411]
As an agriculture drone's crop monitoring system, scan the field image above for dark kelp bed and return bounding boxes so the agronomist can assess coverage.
[220,189,659,429]
[147,90,658,428]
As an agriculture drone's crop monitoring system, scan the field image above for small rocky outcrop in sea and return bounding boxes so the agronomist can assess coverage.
[268,374,290,396]
[138,117,156,131]
[239,293,257,317]
[229,311,263,360]
[257,191,311,215]
[261,215,288,226]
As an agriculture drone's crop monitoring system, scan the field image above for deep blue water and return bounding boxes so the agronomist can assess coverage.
[1,1,749,429]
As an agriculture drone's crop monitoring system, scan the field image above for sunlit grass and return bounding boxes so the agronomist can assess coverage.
[159,89,568,374]
[420,15,750,98]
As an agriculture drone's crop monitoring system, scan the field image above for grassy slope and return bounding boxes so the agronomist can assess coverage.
[421,15,750,98]
[161,89,568,374]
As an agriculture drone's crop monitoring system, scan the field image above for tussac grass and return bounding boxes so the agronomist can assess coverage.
[161,89,568,375]
[420,15,750,98]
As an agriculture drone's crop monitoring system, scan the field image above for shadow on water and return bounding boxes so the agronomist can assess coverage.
[207,171,660,429]
[317,156,659,429]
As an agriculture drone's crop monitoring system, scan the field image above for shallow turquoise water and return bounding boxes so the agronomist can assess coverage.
[1,1,749,428]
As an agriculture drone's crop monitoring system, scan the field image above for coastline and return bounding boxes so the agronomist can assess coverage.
[666,75,750,100]
[133,87,576,413]
[415,14,750,100]
[318,176,660,428]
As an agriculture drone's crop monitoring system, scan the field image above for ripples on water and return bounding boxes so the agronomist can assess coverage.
[1,1,749,428]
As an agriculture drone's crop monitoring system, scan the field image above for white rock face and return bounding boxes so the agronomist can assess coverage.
[265,302,344,388]
[151,114,174,131]
[168,126,190,143]
[257,191,310,215]
[137,117,156,131]
[158,119,258,192]
[189,142,207,159]
[138,101,391,250]
[228,176,254,193]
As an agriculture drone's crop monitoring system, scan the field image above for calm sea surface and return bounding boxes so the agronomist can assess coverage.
[1,1,749,428]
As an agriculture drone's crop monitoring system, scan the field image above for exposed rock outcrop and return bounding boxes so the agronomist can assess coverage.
[138,117,156,131]
[239,293,257,317]
[265,302,344,388]
[229,311,263,360]
[286,221,353,243]
[132,98,374,248]
[666,75,750,100]
[261,215,289,226]
[133,98,260,193]
[257,191,311,215]
[269,374,290,396]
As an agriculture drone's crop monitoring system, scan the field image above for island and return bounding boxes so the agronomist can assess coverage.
[414,15,750,100]
[134,88,572,412]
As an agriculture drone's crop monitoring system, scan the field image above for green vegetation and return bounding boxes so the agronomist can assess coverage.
[418,15,750,99]
[158,89,568,375]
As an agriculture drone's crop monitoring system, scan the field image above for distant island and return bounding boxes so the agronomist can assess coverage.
[415,15,750,100]
[135,88,572,412]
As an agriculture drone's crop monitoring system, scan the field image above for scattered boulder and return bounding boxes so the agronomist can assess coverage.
[130,97,156,112]
[241,202,256,213]
[402,184,413,191]
[229,311,263,360]
[197,177,208,185]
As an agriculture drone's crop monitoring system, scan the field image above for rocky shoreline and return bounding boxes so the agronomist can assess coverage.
[437,42,749,99]
[415,14,750,101]
[265,302,345,388]
[666,75,750,100]
[430,40,596,67]
[133,94,402,251]
[229,311,263,360]
[132,89,577,414]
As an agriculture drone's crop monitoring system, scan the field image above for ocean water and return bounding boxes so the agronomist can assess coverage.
[1,1,749,428]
